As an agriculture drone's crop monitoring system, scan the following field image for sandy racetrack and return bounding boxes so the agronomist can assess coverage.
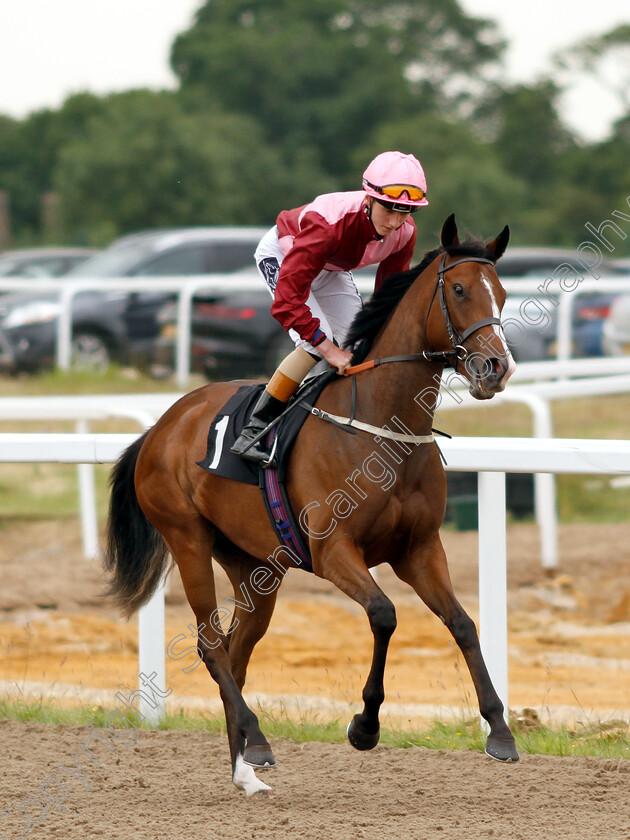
[1,719,629,840]
[1,518,629,837]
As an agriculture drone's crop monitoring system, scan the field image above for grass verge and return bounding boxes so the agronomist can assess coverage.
[1,696,628,761]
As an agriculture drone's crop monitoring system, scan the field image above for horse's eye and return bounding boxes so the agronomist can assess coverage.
[453,283,465,297]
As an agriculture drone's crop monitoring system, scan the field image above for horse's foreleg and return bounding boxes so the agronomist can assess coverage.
[163,526,275,795]
[317,537,397,751]
[394,537,519,762]
[347,594,397,750]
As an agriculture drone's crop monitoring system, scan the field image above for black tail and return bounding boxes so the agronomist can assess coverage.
[103,431,171,617]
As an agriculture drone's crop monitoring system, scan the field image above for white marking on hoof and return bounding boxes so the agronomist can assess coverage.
[233,754,274,797]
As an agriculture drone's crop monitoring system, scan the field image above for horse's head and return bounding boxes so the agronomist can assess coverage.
[424,215,515,400]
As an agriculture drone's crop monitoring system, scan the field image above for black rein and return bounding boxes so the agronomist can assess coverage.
[347,253,502,373]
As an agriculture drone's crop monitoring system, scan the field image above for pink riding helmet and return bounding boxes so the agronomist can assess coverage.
[362,151,429,209]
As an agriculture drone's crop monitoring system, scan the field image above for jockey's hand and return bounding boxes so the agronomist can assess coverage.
[318,338,353,375]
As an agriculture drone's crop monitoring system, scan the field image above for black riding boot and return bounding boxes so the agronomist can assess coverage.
[230,390,286,464]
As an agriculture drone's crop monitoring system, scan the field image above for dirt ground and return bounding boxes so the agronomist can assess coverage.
[1,718,629,840]
[0,518,629,836]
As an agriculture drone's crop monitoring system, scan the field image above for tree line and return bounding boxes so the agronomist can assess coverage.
[1,0,628,254]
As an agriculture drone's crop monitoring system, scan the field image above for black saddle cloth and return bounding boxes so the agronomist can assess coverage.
[196,372,336,575]
[196,371,335,484]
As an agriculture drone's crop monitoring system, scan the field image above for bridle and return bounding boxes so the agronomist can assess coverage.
[344,252,502,376]
[421,253,501,369]
[255,254,506,458]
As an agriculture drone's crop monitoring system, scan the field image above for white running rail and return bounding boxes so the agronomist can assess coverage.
[1,432,629,724]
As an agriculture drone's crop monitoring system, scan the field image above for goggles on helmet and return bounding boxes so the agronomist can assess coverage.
[364,180,426,202]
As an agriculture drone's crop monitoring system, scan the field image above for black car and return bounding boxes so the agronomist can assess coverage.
[163,246,625,381]
[153,270,295,381]
[0,228,267,374]
[151,265,377,381]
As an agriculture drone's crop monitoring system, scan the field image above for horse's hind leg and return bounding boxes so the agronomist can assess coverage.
[212,537,280,769]
[212,536,280,693]
[394,535,519,762]
[161,519,275,795]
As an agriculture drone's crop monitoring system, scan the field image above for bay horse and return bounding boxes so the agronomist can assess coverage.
[104,215,519,797]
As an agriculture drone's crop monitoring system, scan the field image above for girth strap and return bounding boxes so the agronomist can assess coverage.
[305,404,435,444]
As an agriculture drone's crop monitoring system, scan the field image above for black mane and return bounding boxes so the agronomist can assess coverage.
[344,239,495,364]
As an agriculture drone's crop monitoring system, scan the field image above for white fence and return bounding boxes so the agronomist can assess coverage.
[2,274,630,386]
[1,431,629,724]
[441,358,630,569]
[0,394,181,558]
[3,358,630,565]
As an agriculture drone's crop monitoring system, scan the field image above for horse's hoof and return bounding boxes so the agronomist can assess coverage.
[347,715,380,751]
[485,736,520,762]
[244,743,276,768]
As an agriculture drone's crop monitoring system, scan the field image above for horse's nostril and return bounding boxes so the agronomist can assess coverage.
[479,358,505,380]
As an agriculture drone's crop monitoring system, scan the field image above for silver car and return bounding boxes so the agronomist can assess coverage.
[603,289,630,356]
[496,248,628,361]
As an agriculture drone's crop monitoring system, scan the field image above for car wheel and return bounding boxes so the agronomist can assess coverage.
[71,332,112,372]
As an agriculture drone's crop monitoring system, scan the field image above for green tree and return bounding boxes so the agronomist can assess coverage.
[0,93,106,242]
[0,115,30,240]
[482,81,577,190]
[558,114,630,253]
[547,24,630,250]
[54,90,336,242]
[170,0,505,175]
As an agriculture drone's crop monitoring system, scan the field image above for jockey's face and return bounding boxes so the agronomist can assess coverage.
[368,198,411,237]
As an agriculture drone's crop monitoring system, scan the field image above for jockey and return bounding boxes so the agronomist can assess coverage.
[231,150,429,464]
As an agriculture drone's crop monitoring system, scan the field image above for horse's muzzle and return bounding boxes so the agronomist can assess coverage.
[467,353,514,400]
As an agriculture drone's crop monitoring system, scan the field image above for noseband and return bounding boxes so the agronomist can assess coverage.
[344,252,502,376]
[422,253,501,368]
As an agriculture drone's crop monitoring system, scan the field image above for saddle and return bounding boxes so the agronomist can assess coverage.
[197,371,336,573]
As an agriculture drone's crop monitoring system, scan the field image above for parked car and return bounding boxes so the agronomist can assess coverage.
[154,246,629,380]
[152,265,379,380]
[0,228,267,374]
[602,258,630,355]
[154,269,292,380]
[496,248,628,361]
[602,294,630,355]
[0,247,97,285]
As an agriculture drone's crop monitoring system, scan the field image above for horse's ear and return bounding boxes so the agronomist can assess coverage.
[441,214,459,248]
[486,225,510,261]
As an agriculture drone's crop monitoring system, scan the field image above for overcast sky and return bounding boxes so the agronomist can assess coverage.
[0,0,627,140]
